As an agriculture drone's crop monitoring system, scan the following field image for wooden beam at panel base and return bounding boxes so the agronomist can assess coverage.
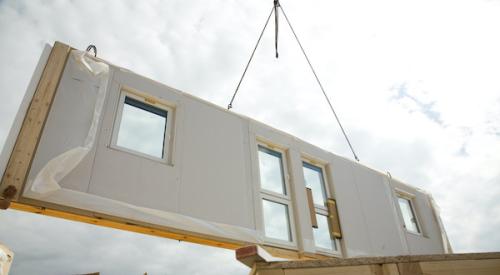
[9,201,328,260]
[10,201,243,250]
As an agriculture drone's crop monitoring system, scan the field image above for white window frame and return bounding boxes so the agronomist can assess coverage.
[256,142,297,248]
[111,89,174,163]
[302,159,341,255]
[395,190,423,236]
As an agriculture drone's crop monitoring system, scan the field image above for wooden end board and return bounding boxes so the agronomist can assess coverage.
[0,41,71,201]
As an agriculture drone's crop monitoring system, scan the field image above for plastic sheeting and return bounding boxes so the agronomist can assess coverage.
[31,50,109,194]
[0,244,13,275]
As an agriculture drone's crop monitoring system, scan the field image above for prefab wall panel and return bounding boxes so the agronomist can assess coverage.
[1,42,449,258]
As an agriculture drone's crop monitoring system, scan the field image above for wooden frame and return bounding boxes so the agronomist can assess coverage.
[250,252,500,275]
[306,187,318,228]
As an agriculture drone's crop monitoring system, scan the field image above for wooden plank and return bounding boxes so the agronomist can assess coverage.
[10,201,329,260]
[420,259,500,275]
[284,265,380,275]
[257,253,500,270]
[0,41,71,201]
[257,270,285,275]
[11,201,243,250]
[258,258,500,275]
[397,262,422,275]
[306,188,318,228]
[326,198,342,238]
[261,245,329,261]
[381,264,400,275]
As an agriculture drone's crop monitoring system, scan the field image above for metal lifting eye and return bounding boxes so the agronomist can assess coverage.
[86,44,97,57]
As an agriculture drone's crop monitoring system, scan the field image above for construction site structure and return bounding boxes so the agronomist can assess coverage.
[1,42,450,261]
[236,245,500,275]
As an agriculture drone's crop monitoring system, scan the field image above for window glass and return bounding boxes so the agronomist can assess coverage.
[313,214,336,250]
[398,197,420,233]
[116,96,167,159]
[262,199,291,241]
[303,163,327,206]
[258,146,286,195]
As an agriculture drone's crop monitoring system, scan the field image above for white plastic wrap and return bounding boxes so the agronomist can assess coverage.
[0,251,6,275]
[31,51,109,194]
[0,244,13,275]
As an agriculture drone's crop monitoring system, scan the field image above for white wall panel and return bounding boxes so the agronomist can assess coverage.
[8,48,450,257]
[178,96,254,228]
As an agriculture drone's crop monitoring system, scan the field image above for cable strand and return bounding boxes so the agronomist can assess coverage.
[279,5,360,161]
[227,7,275,110]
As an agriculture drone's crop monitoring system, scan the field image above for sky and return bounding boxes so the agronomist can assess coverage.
[1,0,500,274]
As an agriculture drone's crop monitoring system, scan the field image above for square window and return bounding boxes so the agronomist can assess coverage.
[114,93,171,160]
[313,214,336,250]
[398,196,420,234]
[303,162,327,206]
[258,146,286,195]
[262,199,291,242]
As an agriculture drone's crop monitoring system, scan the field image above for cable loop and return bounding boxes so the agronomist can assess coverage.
[86,44,97,57]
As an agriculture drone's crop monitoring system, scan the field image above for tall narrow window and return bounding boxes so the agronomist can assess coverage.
[112,92,172,161]
[257,145,294,244]
[303,162,338,252]
[397,195,421,234]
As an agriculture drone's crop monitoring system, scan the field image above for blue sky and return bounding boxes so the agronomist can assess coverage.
[1,0,500,274]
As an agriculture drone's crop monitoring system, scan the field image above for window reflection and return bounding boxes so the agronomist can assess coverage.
[303,163,327,206]
[262,199,291,242]
[258,146,286,195]
[117,96,167,159]
[313,214,336,250]
[398,197,420,233]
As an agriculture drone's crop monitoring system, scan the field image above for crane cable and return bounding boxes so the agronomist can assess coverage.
[227,1,360,162]
[279,4,359,162]
[227,6,274,110]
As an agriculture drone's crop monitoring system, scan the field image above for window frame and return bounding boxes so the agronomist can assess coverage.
[256,142,297,248]
[302,159,341,255]
[395,190,423,236]
[110,89,174,163]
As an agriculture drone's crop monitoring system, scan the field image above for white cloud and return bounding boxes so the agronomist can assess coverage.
[0,0,500,273]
